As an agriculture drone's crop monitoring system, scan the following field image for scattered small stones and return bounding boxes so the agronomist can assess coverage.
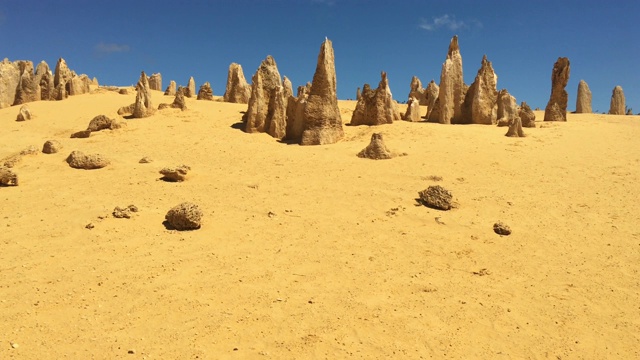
[493,222,511,235]
[85,223,95,229]
[165,202,202,230]
[159,165,190,182]
[0,167,18,186]
[138,157,153,164]
[113,205,139,219]
[472,268,491,276]
[16,104,33,121]
[66,150,110,169]
[42,140,63,154]
[70,130,91,138]
[418,185,456,210]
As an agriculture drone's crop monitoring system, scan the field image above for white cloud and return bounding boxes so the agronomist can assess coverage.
[94,42,130,54]
[419,14,480,32]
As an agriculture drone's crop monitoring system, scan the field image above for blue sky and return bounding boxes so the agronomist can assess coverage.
[2,0,638,113]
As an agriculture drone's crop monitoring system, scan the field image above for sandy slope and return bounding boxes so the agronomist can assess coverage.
[0,90,639,359]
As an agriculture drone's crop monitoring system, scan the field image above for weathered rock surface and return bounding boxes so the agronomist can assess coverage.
[165,202,202,230]
[14,62,38,105]
[160,165,190,182]
[403,96,422,122]
[223,63,251,104]
[39,71,54,101]
[356,87,361,100]
[575,80,592,113]
[463,55,498,125]
[609,86,625,115]
[418,185,456,210]
[437,36,465,124]
[66,151,109,169]
[267,86,287,139]
[284,86,309,142]
[357,133,393,159]
[16,105,33,121]
[70,130,91,138]
[493,222,511,235]
[164,80,176,96]
[42,140,63,154]
[87,115,121,131]
[0,167,18,186]
[244,56,283,134]
[505,116,525,137]
[196,82,214,100]
[497,89,519,127]
[425,80,440,121]
[68,74,91,96]
[300,38,344,145]
[132,71,154,118]
[148,73,162,91]
[158,87,187,111]
[113,205,139,219]
[518,101,536,128]
[54,58,73,91]
[350,72,401,126]
[544,57,570,121]
[0,59,21,108]
[185,77,196,98]
[408,76,427,105]
[283,76,293,100]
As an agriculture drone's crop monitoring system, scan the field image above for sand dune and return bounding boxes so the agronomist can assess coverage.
[1,90,639,358]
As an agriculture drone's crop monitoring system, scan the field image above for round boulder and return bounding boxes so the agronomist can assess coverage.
[165,202,202,230]
[66,150,110,169]
[42,140,63,154]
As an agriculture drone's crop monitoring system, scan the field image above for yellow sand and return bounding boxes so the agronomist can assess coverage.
[1,89,639,358]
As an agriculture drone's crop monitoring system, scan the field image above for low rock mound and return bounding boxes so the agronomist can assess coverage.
[159,165,190,182]
[66,151,109,169]
[0,167,18,186]
[357,133,393,160]
[165,202,202,230]
[505,117,525,138]
[87,115,121,132]
[16,105,33,121]
[42,140,63,154]
[2,145,39,168]
[493,222,511,235]
[113,205,139,219]
[70,130,91,138]
[158,87,187,111]
[418,185,456,210]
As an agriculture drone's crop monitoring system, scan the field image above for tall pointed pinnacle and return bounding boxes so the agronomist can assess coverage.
[448,35,460,58]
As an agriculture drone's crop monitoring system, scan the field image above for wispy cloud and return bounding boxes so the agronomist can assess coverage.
[94,42,130,54]
[419,14,481,32]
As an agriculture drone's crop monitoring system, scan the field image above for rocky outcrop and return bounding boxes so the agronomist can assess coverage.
[418,185,456,210]
[285,86,309,142]
[42,140,63,154]
[197,82,214,100]
[518,101,536,128]
[148,73,162,91]
[133,72,154,118]
[609,86,625,115]
[575,80,592,113]
[403,96,422,122]
[68,74,91,96]
[356,87,361,100]
[53,58,73,91]
[283,76,293,101]
[160,165,190,182]
[437,36,465,124]
[0,59,20,108]
[350,72,401,126]
[87,115,120,131]
[0,167,18,186]
[300,38,344,145]
[165,202,202,230]
[496,89,519,127]
[14,61,38,105]
[357,133,393,159]
[425,80,439,121]
[244,56,284,134]
[164,80,176,96]
[16,105,33,121]
[463,55,498,125]
[159,87,187,111]
[38,69,54,101]
[223,63,251,104]
[185,76,196,98]
[544,57,570,121]
[66,151,109,169]
[505,115,525,137]
[266,86,287,139]
[408,76,427,105]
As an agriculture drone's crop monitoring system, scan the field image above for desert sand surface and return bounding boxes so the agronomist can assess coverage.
[1,89,639,359]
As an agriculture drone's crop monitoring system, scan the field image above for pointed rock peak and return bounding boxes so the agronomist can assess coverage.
[379,71,389,88]
[447,35,460,57]
[263,55,277,67]
[481,54,488,65]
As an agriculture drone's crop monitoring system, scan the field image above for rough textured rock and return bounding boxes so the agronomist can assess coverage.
[159,165,190,182]
[418,185,455,210]
[87,115,120,131]
[42,140,63,154]
[16,105,33,121]
[14,61,38,105]
[357,133,393,159]
[196,82,214,100]
[0,59,21,108]
[244,56,283,133]
[53,58,73,90]
[350,72,401,126]
[267,86,287,139]
[285,86,308,142]
[148,73,162,91]
[164,80,176,96]
[68,74,91,96]
[70,130,91,138]
[39,71,54,101]
[496,89,519,127]
[493,222,511,235]
[66,151,109,169]
[283,76,293,101]
[223,63,251,104]
[91,77,99,86]
[437,36,465,124]
[425,80,440,121]
[132,71,155,118]
[505,116,525,137]
[356,87,361,100]
[139,156,153,163]
[403,96,422,122]
[1,146,37,168]
[113,205,139,219]
[408,76,427,105]
[0,167,18,186]
[575,80,592,113]
[52,82,67,101]
[185,77,196,98]
[518,101,536,128]
[609,86,625,115]
[159,87,187,111]
[544,57,570,121]
[463,55,498,125]
[165,202,202,230]
[300,38,344,145]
